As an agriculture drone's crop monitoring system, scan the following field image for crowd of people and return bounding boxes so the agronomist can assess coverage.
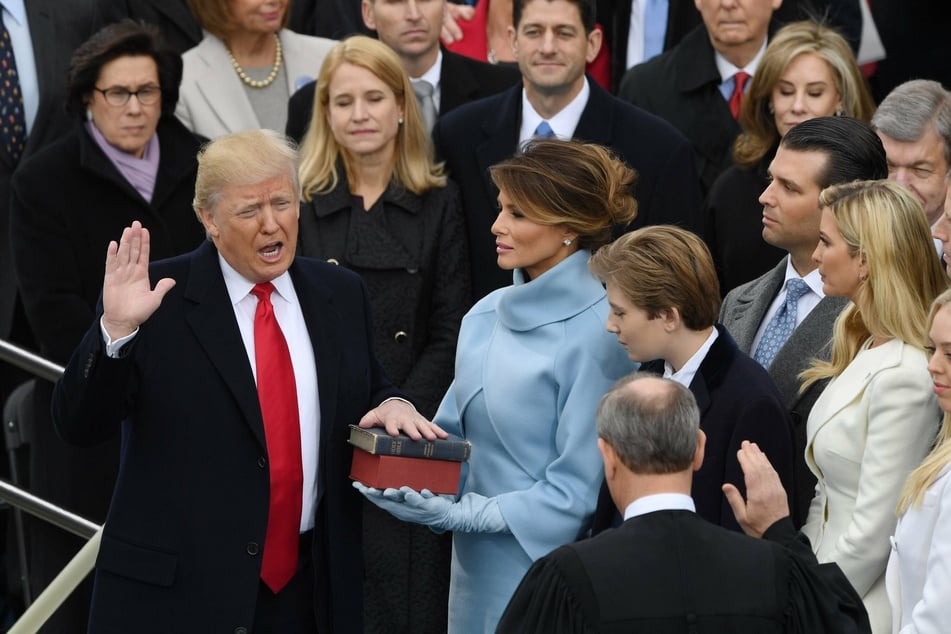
[1,0,950,633]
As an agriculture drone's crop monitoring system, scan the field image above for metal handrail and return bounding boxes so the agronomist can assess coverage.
[0,339,64,382]
[0,479,99,540]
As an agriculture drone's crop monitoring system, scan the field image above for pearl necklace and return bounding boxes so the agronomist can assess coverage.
[227,33,283,89]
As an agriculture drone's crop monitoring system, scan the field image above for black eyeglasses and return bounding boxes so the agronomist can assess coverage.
[94,85,161,106]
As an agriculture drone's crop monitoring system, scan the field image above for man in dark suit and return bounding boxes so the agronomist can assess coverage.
[98,0,202,55]
[435,0,701,300]
[617,0,780,196]
[596,0,702,92]
[0,0,101,622]
[589,225,793,534]
[0,0,101,396]
[284,0,520,142]
[498,373,871,633]
[600,0,859,94]
[51,130,441,633]
[720,117,888,526]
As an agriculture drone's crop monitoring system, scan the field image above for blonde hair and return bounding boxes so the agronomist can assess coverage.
[897,290,951,514]
[488,139,638,250]
[801,180,948,389]
[193,129,300,218]
[734,21,875,168]
[298,36,444,201]
[589,226,720,330]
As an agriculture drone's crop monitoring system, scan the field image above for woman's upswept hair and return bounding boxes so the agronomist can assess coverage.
[298,36,444,201]
[898,289,951,514]
[489,139,638,251]
[734,20,874,168]
[801,180,948,389]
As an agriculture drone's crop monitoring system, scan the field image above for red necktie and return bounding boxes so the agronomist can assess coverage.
[251,282,303,593]
[729,71,750,120]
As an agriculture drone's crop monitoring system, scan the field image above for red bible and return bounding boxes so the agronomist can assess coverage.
[349,449,463,495]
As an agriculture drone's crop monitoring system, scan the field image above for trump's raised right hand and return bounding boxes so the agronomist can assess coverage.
[101,221,175,340]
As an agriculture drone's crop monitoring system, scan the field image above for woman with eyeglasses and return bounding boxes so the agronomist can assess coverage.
[8,21,206,634]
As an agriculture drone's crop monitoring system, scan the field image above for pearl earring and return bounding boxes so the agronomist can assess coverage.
[398,115,404,125]
[563,238,573,246]
[86,108,93,122]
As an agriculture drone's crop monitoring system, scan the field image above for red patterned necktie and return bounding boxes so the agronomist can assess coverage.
[729,71,750,121]
[0,13,26,163]
[251,282,303,593]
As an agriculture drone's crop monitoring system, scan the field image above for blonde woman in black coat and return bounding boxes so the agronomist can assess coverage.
[297,36,470,633]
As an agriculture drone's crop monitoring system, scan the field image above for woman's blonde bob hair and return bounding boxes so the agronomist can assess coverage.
[800,179,948,389]
[298,36,444,201]
[734,20,875,168]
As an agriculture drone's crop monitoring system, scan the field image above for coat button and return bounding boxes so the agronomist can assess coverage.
[394,331,408,343]
[235,628,248,634]
[258,456,266,468]
[83,353,96,378]
[406,267,418,274]
[327,258,339,265]
[246,542,259,556]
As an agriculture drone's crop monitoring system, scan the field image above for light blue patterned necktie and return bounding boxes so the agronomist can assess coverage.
[753,278,811,368]
[534,121,555,138]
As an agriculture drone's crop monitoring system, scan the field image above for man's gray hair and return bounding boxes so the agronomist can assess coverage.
[872,79,951,170]
[596,372,699,474]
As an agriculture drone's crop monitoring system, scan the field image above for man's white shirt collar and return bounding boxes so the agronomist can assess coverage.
[518,77,591,145]
[624,493,696,520]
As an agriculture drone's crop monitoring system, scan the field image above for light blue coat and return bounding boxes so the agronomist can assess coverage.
[433,250,636,632]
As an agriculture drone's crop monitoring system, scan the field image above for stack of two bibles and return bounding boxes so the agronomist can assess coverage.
[347,425,471,494]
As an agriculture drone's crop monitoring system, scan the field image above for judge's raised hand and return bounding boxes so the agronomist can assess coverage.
[722,441,791,539]
[101,221,176,340]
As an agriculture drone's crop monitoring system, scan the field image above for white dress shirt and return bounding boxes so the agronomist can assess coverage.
[518,77,591,145]
[664,327,719,388]
[624,492,696,520]
[220,255,320,533]
[410,49,442,112]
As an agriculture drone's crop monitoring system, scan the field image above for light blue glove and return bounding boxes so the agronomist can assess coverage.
[353,482,510,533]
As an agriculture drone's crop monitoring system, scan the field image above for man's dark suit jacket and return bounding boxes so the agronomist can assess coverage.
[284,49,521,142]
[720,257,848,527]
[592,327,795,533]
[52,241,402,633]
[434,78,702,300]
[498,512,871,633]
[596,0,857,95]
[0,0,100,342]
[99,0,202,55]
[618,23,741,197]
[596,0,701,93]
